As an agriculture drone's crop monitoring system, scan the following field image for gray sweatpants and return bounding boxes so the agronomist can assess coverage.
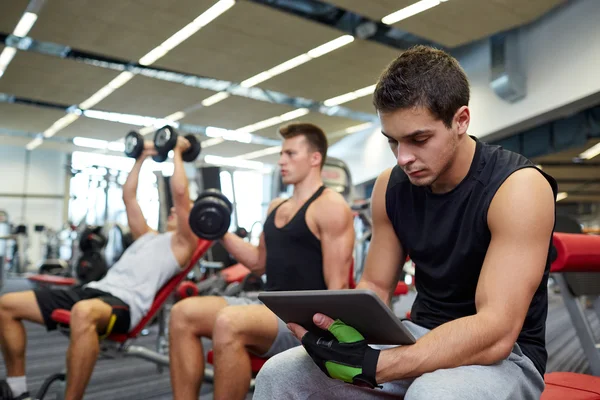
[253,320,545,399]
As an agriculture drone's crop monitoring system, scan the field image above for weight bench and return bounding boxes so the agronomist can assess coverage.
[34,239,213,399]
[550,232,600,376]
[539,232,600,399]
[26,274,77,288]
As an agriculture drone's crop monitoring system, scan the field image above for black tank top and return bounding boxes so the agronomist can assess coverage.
[386,138,557,376]
[263,186,326,291]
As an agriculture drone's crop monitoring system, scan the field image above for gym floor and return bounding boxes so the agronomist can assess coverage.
[0,278,597,399]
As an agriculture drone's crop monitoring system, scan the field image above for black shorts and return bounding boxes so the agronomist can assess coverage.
[33,286,131,335]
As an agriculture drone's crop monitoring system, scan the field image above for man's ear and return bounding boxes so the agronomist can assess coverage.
[311,151,323,168]
[454,105,470,136]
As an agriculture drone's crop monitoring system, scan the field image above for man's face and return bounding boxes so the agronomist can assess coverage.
[278,135,319,185]
[379,106,466,187]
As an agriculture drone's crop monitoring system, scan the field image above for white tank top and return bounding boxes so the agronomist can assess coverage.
[85,231,181,330]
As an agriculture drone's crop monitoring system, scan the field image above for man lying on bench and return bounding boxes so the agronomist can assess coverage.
[0,136,198,400]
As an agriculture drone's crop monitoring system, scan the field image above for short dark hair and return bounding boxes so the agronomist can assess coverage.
[279,122,328,169]
[373,45,470,128]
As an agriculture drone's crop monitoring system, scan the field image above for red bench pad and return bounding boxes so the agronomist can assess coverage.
[221,263,251,284]
[206,349,267,373]
[551,233,600,273]
[27,274,76,286]
[542,372,600,400]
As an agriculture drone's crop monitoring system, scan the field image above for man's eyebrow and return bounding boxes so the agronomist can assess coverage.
[381,129,432,139]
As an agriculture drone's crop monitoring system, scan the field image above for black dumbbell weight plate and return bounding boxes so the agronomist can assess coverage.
[125,131,144,158]
[76,252,108,284]
[189,198,231,240]
[182,134,202,162]
[154,125,178,154]
[195,189,232,213]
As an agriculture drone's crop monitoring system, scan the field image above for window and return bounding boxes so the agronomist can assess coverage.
[68,151,170,230]
[219,169,269,244]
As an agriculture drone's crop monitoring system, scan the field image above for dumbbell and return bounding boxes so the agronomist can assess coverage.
[79,226,107,252]
[124,131,145,159]
[124,130,176,163]
[188,189,232,240]
[153,126,201,163]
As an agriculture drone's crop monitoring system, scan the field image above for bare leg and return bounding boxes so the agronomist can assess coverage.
[64,299,112,400]
[212,305,280,400]
[169,296,228,400]
[0,291,45,376]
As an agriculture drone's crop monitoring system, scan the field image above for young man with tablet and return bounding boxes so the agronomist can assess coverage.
[253,45,557,399]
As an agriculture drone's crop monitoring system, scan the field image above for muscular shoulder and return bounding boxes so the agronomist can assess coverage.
[310,189,352,227]
[488,167,556,229]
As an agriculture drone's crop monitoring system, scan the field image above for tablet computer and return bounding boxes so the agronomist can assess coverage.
[258,289,416,345]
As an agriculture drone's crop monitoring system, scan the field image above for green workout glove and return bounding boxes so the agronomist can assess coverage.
[301,319,381,389]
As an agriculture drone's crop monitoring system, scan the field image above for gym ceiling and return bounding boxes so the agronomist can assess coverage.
[3,0,588,195]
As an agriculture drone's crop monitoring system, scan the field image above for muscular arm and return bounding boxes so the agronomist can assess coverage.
[375,168,555,383]
[122,149,156,240]
[356,169,405,304]
[170,138,198,266]
[316,193,355,289]
[219,199,284,275]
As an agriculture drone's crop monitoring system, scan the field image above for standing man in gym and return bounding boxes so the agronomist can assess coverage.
[168,122,355,400]
[0,136,198,400]
[252,45,558,399]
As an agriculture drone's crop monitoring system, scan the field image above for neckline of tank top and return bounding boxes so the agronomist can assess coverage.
[423,136,482,199]
[272,185,326,230]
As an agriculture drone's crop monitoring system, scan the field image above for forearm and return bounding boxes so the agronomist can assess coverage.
[376,312,512,383]
[355,280,392,306]
[123,158,144,201]
[170,149,189,199]
[220,233,263,273]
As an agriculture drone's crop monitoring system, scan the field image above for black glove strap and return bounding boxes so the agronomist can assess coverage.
[352,346,381,389]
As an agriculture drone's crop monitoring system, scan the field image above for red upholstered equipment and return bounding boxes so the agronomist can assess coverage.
[206,348,268,373]
[27,274,77,286]
[50,239,212,343]
[220,263,251,284]
[551,232,600,273]
[541,372,600,400]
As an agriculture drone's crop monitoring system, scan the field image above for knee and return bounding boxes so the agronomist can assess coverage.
[0,294,18,318]
[169,298,197,333]
[254,349,309,393]
[212,308,242,346]
[0,294,11,316]
[70,302,96,328]
[405,372,460,400]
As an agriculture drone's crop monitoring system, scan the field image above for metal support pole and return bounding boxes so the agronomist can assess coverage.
[554,274,600,375]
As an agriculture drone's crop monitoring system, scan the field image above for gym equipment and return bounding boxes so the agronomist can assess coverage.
[550,231,600,376]
[175,280,199,300]
[0,210,10,290]
[189,189,233,240]
[272,156,354,203]
[153,126,201,163]
[234,226,248,239]
[78,226,107,253]
[38,259,70,276]
[75,251,108,284]
[124,131,145,159]
[34,240,212,399]
[104,224,133,267]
